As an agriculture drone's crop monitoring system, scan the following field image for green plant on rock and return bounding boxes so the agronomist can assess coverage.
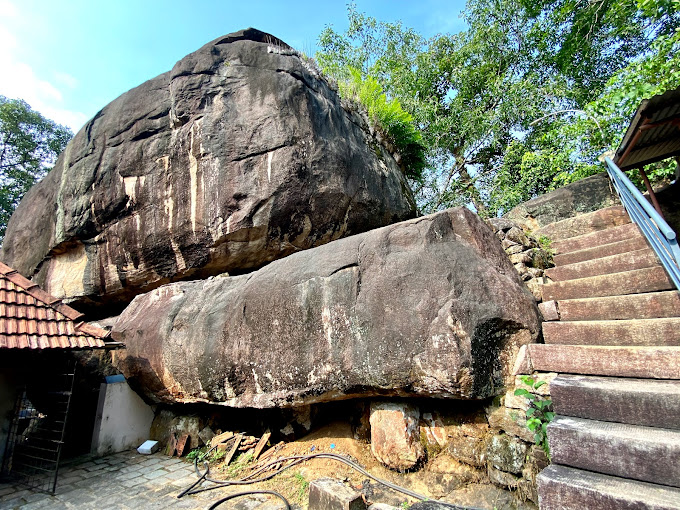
[514,375,555,458]
[337,67,426,180]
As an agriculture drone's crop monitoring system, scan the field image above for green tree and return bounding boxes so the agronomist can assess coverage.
[0,96,72,242]
[317,1,679,216]
[492,28,680,215]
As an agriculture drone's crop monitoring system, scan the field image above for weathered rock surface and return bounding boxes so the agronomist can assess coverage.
[506,173,619,231]
[1,28,415,315]
[111,208,540,407]
[370,402,424,471]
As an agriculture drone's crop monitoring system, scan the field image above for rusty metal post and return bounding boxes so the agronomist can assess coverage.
[637,166,664,219]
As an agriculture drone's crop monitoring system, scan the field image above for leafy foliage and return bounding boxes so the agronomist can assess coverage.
[514,375,555,458]
[317,1,680,216]
[337,68,426,179]
[0,96,72,242]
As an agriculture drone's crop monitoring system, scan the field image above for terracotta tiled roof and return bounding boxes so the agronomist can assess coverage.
[0,261,112,349]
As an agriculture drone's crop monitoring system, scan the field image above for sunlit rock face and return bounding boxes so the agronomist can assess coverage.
[111,208,540,408]
[1,28,415,314]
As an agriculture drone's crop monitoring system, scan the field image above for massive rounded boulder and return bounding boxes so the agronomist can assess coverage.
[1,29,415,314]
[111,208,540,408]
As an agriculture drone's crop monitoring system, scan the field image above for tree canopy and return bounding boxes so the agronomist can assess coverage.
[317,0,680,217]
[0,96,72,242]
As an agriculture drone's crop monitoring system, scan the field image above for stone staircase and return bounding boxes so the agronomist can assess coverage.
[521,205,680,509]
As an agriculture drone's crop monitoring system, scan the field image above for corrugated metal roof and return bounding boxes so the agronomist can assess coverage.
[0,261,115,349]
[614,87,680,170]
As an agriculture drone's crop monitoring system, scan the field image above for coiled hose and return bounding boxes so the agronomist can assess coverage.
[177,444,486,509]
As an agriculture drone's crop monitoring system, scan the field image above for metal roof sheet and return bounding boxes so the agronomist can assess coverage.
[613,87,680,170]
[0,261,115,350]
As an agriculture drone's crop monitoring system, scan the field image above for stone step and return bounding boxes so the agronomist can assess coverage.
[547,291,680,321]
[550,374,680,430]
[545,248,659,281]
[542,318,680,346]
[542,265,673,301]
[535,205,630,242]
[538,464,680,510]
[547,416,680,488]
[550,220,640,255]
[553,234,649,266]
[527,344,680,379]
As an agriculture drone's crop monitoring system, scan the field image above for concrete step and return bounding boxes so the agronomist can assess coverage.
[538,464,680,510]
[553,234,649,266]
[542,317,680,346]
[546,248,659,281]
[550,223,644,254]
[545,291,680,321]
[535,205,630,242]
[550,374,680,429]
[547,416,680,488]
[542,265,673,301]
[527,344,680,379]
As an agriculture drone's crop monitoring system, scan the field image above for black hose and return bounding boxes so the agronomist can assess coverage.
[179,448,485,510]
[207,490,291,510]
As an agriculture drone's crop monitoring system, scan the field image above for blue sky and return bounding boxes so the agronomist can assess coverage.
[0,0,467,133]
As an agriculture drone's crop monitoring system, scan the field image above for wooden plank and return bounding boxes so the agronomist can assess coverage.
[554,235,647,266]
[528,344,680,379]
[538,465,680,510]
[556,291,680,321]
[223,434,243,465]
[548,416,680,488]
[256,441,285,465]
[253,431,271,460]
[535,206,629,243]
[551,374,680,430]
[542,318,680,346]
[545,248,658,282]
[210,431,234,447]
[542,265,673,301]
[549,216,637,253]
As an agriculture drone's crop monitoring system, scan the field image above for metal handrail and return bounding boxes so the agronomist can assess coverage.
[604,156,680,290]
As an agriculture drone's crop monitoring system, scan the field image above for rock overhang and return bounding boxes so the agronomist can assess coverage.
[111,207,540,408]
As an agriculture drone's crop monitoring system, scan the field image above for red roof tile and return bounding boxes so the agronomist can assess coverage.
[0,261,114,350]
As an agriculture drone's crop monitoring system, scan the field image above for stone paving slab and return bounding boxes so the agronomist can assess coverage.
[0,450,293,509]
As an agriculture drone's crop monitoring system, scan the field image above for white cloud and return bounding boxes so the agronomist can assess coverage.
[54,71,79,90]
[0,21,87,132]
[0,0,18,18]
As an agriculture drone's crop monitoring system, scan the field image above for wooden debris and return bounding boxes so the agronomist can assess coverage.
[210,430,235,447]
[253,441,285,470]
[261,441,284,460]
[253,430,271,460]
[176,433,190,457]
[239,435,258,449]
[224,434,243,466]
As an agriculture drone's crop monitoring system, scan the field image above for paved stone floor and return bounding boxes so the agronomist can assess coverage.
[0,450,290,509]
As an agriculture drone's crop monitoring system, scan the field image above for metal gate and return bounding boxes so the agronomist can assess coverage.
[1,359,75,493]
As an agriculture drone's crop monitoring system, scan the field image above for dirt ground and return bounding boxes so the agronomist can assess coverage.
[199,421,537,510]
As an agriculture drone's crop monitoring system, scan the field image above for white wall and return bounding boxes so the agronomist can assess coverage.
[91,380,154,456]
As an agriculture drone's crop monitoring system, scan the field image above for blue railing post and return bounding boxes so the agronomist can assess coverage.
[604,157,680,290]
